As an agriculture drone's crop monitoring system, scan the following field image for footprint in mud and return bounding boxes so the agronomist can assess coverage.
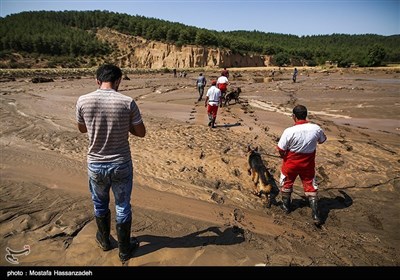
[188,107,197,120]
[317,166,329,179]
[345,145,353,152]
[367,213,383,230]
[211,192,225,204]
[199,151,205,159]
[327,159,344,167]
[338,139,353,152]
[233,208,244,222]
[221,157,229,164]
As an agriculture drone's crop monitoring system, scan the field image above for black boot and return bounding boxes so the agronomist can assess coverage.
[116,219,139,262]
[95,210,112,251]
[211,117,216,128]
[309,196,322,225]
[280,192,291,214]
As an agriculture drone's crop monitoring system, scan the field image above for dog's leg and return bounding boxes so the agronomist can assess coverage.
[251,169,256,183]
[252,181,260,196]
[254,173,261,196]
[253,185,260,197]
[266,193,272,208]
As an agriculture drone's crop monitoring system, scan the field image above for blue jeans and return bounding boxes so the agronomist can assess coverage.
[88,160,133,224]
[197,84,205,96]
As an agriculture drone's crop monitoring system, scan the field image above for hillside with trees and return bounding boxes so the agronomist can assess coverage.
[1,10,399,68]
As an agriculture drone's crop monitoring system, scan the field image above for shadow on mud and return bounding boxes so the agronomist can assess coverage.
[134,226,245,257]
[214,122,241,128]
[275,190,353,225]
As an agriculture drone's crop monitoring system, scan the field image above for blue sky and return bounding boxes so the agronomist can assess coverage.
[1,0,399,36]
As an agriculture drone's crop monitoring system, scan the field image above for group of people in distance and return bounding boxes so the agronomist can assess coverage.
[196,67,229,128]
[76,64,326,264]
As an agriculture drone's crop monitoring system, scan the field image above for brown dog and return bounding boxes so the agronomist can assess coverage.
[224,87,241,106]
[247,145,273,207]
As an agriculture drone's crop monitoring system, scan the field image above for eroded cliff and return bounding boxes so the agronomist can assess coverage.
[96,28,271,69]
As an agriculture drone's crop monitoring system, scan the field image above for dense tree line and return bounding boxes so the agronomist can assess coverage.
[1,10,399,67]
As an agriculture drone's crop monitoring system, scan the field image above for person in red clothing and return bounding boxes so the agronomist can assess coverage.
[277,105,327,224]
[204,80,222,128]
[221,67,229,79]
[216,72,229,107]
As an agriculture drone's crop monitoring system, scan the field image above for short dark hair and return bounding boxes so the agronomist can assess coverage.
[293,105,307,120]
[96,64,122,83]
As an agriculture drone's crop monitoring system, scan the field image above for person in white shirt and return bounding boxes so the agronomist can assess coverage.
[204,80,222,128]
[216,73,229,107]
[277,105,327,224]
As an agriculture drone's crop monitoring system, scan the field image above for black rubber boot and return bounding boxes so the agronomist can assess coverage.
[208,114,213,127]
[211,117,216,128]
[95,210,112,251]
[309,196,322,225]
[116,219,139,262]
[280,192,291,214]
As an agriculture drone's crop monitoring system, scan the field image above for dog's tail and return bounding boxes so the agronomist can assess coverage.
[259,181,272,195]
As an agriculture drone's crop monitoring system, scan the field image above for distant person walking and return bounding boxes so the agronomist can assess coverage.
[204,80,222,128]
[221,67,229,79]
[277,105,326,225]
[216,72,229,107]
[292,68,298,83]
[196,73,207,101]
[76,64,146,263]
[173,68,177,78]
[180,70,187,78]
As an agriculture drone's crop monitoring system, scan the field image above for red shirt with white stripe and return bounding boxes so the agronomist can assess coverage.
[277,120,326,173]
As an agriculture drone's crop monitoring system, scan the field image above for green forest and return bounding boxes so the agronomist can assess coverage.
[1,10,399,68]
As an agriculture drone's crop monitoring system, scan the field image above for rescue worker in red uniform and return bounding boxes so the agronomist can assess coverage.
[277,105,327,224]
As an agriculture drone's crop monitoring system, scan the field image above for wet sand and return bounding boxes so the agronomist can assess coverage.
[0,66,399,266]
